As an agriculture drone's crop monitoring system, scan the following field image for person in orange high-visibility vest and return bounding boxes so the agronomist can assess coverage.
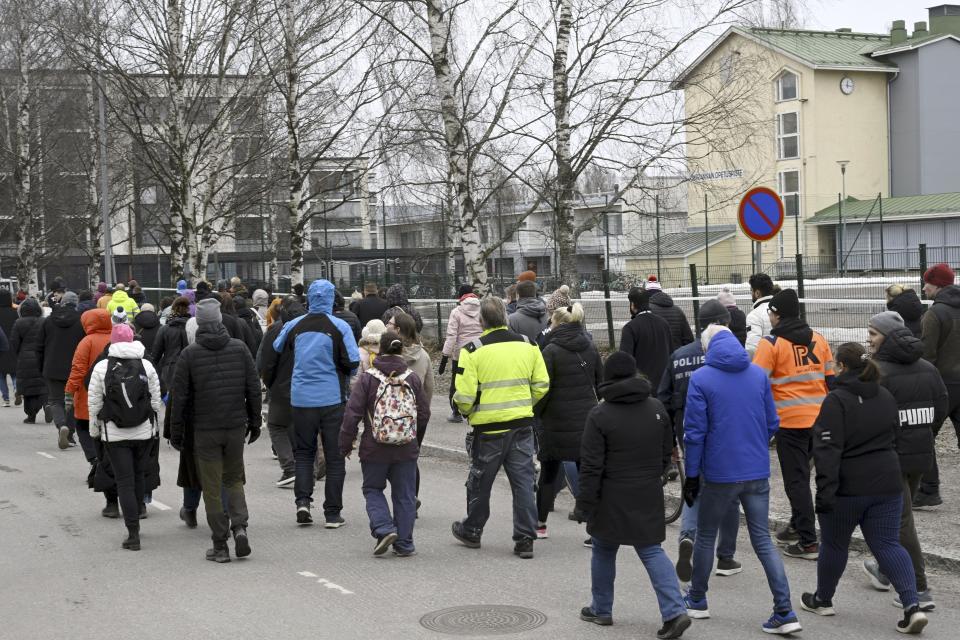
[753,288,834,561]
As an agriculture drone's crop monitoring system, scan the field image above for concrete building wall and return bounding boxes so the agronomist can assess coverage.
[887,50,922,196]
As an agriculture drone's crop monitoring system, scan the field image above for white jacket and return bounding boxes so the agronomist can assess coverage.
[87,341,162,441]
[745,295,773,356]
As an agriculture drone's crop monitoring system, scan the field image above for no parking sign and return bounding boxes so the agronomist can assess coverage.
[738,187,785,242]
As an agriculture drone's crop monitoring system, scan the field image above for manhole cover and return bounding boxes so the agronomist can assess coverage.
[420,605,547,636]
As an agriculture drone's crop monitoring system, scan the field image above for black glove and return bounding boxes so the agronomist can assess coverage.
[572,507,590,524]
[438,355,449,376]
[682,476,701,507]
[169,437,183,452]
[246,424,261,445]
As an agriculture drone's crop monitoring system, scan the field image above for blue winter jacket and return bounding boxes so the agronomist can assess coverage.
[683,330,779,483]
[273,280,360,408]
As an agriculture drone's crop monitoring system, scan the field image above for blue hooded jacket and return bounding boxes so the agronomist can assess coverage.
[683,329,779,483]
[273,280,360,408]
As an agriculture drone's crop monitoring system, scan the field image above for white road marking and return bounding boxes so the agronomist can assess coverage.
[150,500,171,511]
[36,452,56,459]
[296,572,352,594]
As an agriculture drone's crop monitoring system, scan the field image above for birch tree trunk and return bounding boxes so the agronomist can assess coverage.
[425,0,488,291]
[165,0,187,283]
[13,62,38,293]
[281,0,307,287]
[553,0,577,290]
[85,76,103,287]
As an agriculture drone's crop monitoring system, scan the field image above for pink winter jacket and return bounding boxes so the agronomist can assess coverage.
[442,296,483,361]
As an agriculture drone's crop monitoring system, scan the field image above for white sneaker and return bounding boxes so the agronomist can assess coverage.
[2,400,10,408]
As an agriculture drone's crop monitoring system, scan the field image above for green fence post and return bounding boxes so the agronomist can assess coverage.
[795,254,806,321]
[602,268,615,350]
[689,263,700,340]
[919,243,928,299]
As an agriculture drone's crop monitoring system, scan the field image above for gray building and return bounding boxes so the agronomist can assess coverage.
[872,6,960,197]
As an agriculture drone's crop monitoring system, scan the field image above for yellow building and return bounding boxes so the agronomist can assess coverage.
[675,26,896,273]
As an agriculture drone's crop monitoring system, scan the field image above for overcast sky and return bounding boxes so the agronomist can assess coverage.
[807,0,941,34]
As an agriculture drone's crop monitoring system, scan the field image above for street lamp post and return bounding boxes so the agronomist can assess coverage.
[836,160,850,276]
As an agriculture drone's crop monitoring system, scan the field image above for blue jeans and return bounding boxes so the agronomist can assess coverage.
[817,494,918,608]
[292,405,346,516]
[463,426,538,541]
[0,373,15,401]
[562,461,580,496]
[680,494,740,559]
[591,538,686,622]
[362,460,417,553]
[690,479,792,614]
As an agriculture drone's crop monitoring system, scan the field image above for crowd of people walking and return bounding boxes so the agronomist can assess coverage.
[2,262,957,638]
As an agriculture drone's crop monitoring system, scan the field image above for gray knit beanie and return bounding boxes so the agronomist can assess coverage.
[869,310,904,336]
[196,298,222,324]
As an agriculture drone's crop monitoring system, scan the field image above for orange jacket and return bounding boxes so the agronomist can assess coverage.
[65,309,113,421]
[752,329,834,429]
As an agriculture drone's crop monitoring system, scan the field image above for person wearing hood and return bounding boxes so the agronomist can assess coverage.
[0,288,18,407]
[339,331,431,557]
[214,292,258,356]
[273,279,360,528]
[10,299,46,422]
[77,290,96,314]
[390,311,434,503]
[440,285,483,423]
[176,279,189,296]
[745,273,776,356]
[645,276,693,352]
[917,263,960,507]
[885,284,925,338]
[801,342,928,635]
[194,280,211,302]
[233,293,264,352]
[355,282,389,327]
[574,351,690,639]
[383,284,423,334]
[259,295,306,488]
[508,280,548,343]
[357,319,386,373]
[107,287,139,317]
[93,282,109,304]
[151,297,191,397]
[861,312,947,612]
[533,303,601,540]
[252,288,270,326]
[620,287,672,388]
[134,303,161,352]
[683,326,800,635]
[170,298,261,562]
[658,300,743,583]
[716,288,747,346]
[753,288,835,560]
[128,280,145,306]
[36,291,86,449]
[66,309,114,471]
[333,290,362,342]
[87,324,162,551]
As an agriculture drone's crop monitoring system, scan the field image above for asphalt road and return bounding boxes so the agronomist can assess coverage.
[2,409,959,640]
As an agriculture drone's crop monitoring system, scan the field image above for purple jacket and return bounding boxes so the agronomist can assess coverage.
[339,355,431,463]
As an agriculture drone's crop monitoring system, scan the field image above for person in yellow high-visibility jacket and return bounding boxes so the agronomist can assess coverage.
[451,295,549,559]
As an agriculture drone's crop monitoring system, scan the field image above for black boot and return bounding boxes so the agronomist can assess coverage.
[101,500,120,518]
[206,542,231,563]
[122,525,140,551]
[233,527,251,558]
[179,507,198,528]
[138,502,148,519]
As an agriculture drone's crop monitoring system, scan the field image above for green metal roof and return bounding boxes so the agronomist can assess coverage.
[871,32,960,57]
[743,27,897,70]
[807,192,960,226]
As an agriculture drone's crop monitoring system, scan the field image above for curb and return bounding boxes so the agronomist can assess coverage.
[421,442,960,574]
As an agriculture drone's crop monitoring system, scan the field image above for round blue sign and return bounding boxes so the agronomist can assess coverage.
[738,187,785,242]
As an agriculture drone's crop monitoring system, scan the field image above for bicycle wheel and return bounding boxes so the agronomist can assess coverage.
[664,459,685,525]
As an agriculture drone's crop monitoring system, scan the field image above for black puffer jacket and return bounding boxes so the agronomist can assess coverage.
[727,305,748,346]
[874,327,949,475]
[150,315,190,393]
[887,289,925,338]
[11,300,46,396]
[355,295,389,327]
[576,373,672,546]
[921,285,960,382]
[813,371,901,514]
[534,323,602,462]
[36,304,85,380]
[258,301,306,425]
[134,310,161,353]
[237,305,264,353]
[648,291,694,352]
[0,289,18,375]
[619,310,672,388]
[169,323,261,441]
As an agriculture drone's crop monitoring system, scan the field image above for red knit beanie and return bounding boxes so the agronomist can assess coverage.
[924,263,955,288]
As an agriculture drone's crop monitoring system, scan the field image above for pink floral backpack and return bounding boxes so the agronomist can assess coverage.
[365,368,418,445]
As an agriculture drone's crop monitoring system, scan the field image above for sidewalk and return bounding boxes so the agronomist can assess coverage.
[421,394,960,573]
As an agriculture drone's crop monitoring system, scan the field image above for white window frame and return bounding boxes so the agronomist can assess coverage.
[778,170,801,217]
[778,230,786,259]
[776,112,800,160]
[775,70,799,102]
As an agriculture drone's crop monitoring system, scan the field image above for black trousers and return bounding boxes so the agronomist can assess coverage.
[536,460,579,523]
[920,381,960,496]
[776,427,816,546]
[106,439,151,528]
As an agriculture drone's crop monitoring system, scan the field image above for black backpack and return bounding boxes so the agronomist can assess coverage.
[100,357,152,428]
